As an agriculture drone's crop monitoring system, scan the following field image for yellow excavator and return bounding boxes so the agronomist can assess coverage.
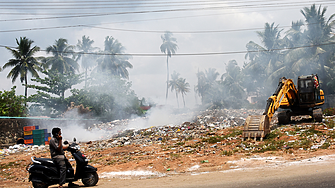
[243,74,325,140]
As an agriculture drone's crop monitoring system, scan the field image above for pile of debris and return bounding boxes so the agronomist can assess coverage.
[85,109,264,144]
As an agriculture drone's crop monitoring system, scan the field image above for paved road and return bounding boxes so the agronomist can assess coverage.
[94,161,335,188]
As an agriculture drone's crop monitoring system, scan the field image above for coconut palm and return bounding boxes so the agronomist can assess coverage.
[244,22,286,92]
[205,68,220,84]
[160,31,178,101]
[3,37,41,97]
[44,38,78,74]
[76,35,98,88]
[168,71,180,108]
[221,60,245,99]
[177,77,190,108]
[300,4,335,84]
[195,70,208,104]
[98,36,132,79]
[271,4,335,90]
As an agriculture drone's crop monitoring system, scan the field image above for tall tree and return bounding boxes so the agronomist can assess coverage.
[28,70,83,116]
[160,31,178,101]
[195,70,209,104]
[177,77,190,108]
[244,22,285,94]
[3,37,41,97]
[168,71,180,108]
[98,36,132,79]
[44,38,79,74]
[195,68,219,105]
[300,4,335,85]
[76,35,98,88]
[221,60,245,100]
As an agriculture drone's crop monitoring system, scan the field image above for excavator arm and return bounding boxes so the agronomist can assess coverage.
[263,77,298,121]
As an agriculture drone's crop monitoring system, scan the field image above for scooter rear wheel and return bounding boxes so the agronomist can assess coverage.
[32,181,48,188]
[82,172,99,186]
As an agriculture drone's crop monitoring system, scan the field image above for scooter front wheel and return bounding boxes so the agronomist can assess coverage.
[32,181,48,188]
[82,172,99,186]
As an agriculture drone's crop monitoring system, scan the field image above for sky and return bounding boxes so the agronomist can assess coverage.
[0,0,335,109]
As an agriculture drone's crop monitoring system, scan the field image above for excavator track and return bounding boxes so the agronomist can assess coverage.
[243,115,270,141]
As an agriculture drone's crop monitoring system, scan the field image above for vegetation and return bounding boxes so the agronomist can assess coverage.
[0,4,335,119]
[3,37,41,98]
[196,4,335,108]
[0,87,27,117]
[168,71,190,108]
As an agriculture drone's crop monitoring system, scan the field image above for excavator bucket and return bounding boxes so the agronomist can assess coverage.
[243,115,270,141]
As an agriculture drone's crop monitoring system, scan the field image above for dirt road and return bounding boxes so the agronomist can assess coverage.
[29,156,334,188]
[91,160,335,188]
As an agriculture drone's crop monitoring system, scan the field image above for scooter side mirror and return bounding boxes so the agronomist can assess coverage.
[63,140,69,145]
[73,138,76,143]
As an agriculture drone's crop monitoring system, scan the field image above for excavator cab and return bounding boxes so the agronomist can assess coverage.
[298,75,324,106]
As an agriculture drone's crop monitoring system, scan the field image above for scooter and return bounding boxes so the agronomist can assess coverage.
[27,138,99,188]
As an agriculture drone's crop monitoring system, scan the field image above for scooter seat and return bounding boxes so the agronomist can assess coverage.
[34,158,56,167]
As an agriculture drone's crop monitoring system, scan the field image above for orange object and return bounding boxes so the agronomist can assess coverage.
[24,131,33,135]
[45,141,49,145]
[48,137,51,141]
[24,139,33,144]
[23,126,36,132]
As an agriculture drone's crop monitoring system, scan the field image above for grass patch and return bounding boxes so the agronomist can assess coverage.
[221,150,233,156]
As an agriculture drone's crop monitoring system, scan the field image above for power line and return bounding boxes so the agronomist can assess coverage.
[0,0,333,8]
[0,18,325,34]
[1,42,334,57]
[0,1,334,22]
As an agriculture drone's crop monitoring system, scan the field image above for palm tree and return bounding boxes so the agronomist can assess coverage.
[168,71,180,108]
[3,37,41,97]
[44,38,79,74]
[195,70,208,104]
[301,4,334,47]
[205,68,220,84]
[221,60,245,99]
[76,35,98,88]
[300,4,335,84]
[98,36,132,79]
[160,31,178,101]
[244,22,285,92]
[177,77,190,108]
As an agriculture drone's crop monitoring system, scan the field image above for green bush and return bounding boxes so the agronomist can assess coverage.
[0,87,27,117]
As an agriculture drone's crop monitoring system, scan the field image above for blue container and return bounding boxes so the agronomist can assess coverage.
[45,133,51,138]
[44,129,48,133]
[24,135,33,140]
[44,137,49,141]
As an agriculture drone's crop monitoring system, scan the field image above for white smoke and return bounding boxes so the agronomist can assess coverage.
[48,105,196,142]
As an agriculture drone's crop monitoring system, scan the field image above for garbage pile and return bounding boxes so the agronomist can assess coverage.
[0,144,47,156]
[90,109,261,135]
[83,109,263,150]
[0,109,263,155]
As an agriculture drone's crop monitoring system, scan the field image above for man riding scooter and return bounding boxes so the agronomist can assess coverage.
[50,127,78,188]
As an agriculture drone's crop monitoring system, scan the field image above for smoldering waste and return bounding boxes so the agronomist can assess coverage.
[2,108,335,183]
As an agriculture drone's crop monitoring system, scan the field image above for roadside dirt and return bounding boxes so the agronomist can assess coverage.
[2,119,335,187]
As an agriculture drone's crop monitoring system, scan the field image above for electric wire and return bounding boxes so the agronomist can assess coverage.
[0,1,334,22]
[0,18,326,34]
[0,0,332,9]
[1,42,334,57]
